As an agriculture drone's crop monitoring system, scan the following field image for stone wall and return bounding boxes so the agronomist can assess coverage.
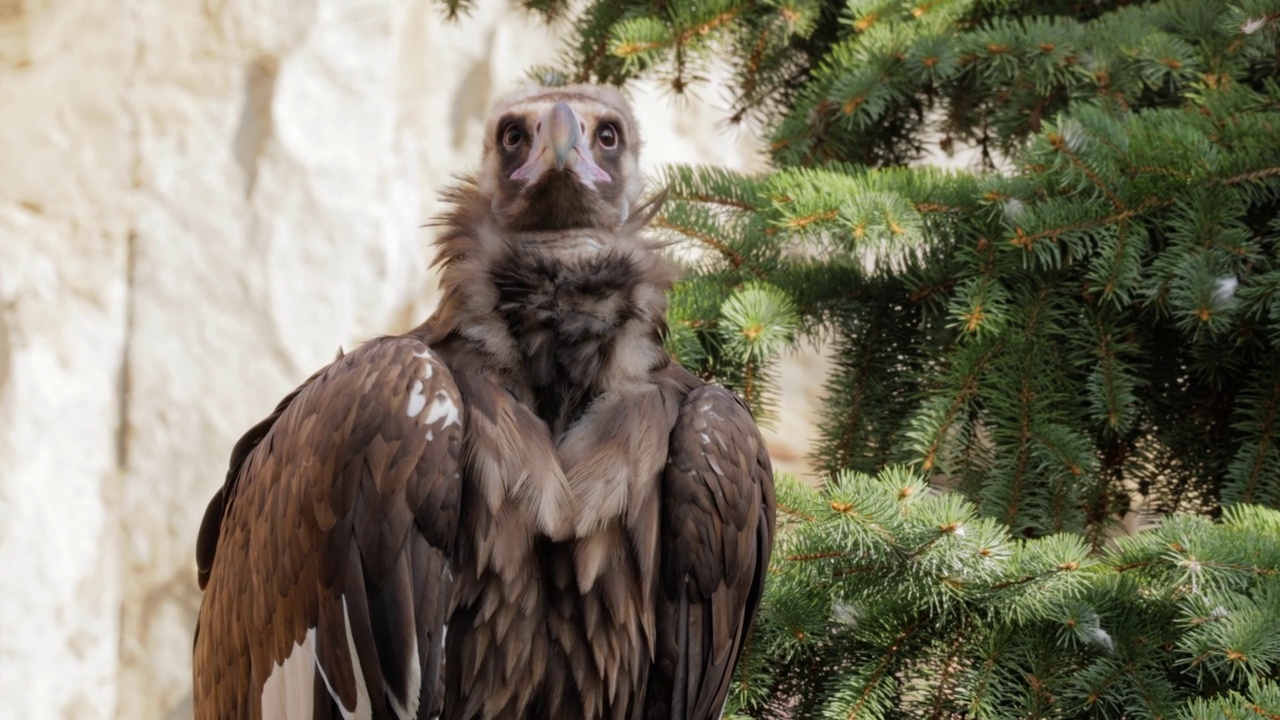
[0,1,786,717]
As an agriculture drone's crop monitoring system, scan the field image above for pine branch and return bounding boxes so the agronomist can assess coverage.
[750,468,1280,717]
[841,615,924,720]
[1046,130,1125,211]
[651,216,764,276]
[1225,165,1280,186]
[1238,380,1280,505]
[926,628,969,720]
[1010,196,1175,250]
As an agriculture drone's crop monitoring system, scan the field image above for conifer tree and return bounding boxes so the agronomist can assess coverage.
[744,466,1280,718]
[448,0,1280,714]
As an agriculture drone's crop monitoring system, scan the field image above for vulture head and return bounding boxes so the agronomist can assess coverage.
[480,84,645,233]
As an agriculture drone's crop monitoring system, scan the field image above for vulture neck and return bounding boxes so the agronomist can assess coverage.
[424,182,675,437]
[505,172,627,233]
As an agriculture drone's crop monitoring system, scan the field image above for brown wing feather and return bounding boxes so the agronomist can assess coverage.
[649,384,776,720]
[193,336,463,720]
[195,366,323,591]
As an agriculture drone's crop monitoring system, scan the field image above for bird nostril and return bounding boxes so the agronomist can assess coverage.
[536,122,541,133]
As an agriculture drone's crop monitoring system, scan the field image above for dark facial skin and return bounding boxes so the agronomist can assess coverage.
[492,109,632,233]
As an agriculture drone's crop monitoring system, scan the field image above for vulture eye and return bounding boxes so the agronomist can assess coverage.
[501,123,523,150]
[596,123,619,149]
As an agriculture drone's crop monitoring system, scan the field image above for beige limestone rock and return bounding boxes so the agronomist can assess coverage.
[0,1,134,717]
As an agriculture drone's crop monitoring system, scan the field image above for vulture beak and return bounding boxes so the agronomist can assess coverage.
[546,101,579,172]
[511,101,612,186]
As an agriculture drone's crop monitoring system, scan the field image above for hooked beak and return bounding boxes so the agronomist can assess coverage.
[510,101,611,186]
[547,101,578,171]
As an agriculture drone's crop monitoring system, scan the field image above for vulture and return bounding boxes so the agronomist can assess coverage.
[193,84,776,720]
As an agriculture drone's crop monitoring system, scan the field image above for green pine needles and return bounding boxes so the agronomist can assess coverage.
[743,467,1280,719]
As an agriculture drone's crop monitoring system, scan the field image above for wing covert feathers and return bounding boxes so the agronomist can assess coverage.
[193,337,463,720]
[652,384,776,720]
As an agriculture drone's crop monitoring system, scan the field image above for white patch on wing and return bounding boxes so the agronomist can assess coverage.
[440,566,451,649]
[313,645,344,717]
[342,596,374,720]
[707,454,725,477]
[385,630,421,720]
[260,627,317,719]
[424,390,461,428]
[407,380,427,418]
[416,353,435,378]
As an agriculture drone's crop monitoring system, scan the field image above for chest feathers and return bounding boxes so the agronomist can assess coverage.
[420,192,686,719]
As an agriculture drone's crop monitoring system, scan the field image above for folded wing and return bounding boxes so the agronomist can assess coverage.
[650,384,776,720]
[193,337,463,720]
